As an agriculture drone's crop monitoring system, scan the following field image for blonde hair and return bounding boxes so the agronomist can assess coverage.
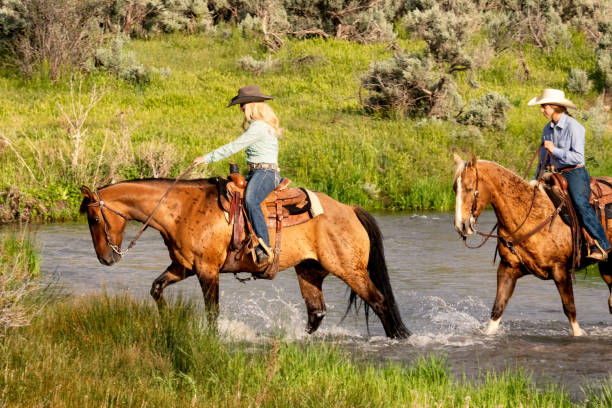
[242,102,282,136]
[544,103,572,117]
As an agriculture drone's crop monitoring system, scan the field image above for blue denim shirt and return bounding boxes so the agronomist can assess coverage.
[203,120,279,165]
[536,113,585,175]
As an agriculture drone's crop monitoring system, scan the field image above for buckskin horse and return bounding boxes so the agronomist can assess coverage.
[79,178,410,338]
[453,154,612,336]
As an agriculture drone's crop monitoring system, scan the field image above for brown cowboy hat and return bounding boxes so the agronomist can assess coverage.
[226,85,273,107]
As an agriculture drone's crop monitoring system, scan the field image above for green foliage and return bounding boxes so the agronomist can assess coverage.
[404,4,472,72]
[92,34,149,82]
[458,92,512,130]
[361,51,462,119]
[0,293,588,407]
[595,21,612,91]
[566,68,591,95]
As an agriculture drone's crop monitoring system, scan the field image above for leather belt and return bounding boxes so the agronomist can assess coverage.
[248,163,279,171]
[558,165,584,173]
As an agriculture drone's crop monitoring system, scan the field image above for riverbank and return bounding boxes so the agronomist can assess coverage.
[2,293,607,408]
[1,31,610,222]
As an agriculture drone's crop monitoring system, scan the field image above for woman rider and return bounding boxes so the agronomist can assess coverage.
[192,85,281,266]
[529,88,611,261]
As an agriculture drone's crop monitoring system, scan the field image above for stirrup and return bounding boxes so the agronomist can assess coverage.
[255,238,274,265]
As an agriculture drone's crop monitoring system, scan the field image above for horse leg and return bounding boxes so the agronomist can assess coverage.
[196,267,220,331]
[486,262,521,335]
[295,260,329,334]
[552,266,584,336]
[598,261,612,314]
[150,262,194,309]
[330,263,405,338]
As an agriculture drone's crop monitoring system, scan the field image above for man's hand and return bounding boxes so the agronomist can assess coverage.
[192,155,206,166]
[543,140,555,153]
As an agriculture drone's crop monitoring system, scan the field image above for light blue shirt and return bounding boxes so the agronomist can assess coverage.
[535,113,585,175]
[203,120,279,165]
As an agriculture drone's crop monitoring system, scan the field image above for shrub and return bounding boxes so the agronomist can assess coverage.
[0,0,102,80]
[567,68,591,95]
[404,4,473,74]
[360,51,462,119]
[237,55,281,75]
[584,95,609,142]
[458,92,512,130]
[92,34,149,82]
[595,21,612,91]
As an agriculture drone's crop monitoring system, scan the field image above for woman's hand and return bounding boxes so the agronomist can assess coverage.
[192,155,207,166]
[543,140,555,153]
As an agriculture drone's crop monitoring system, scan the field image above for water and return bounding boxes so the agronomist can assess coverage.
[20,211,612,399]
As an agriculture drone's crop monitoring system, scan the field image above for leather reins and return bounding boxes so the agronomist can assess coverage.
[87,163,196,258]
[461,148,563,268]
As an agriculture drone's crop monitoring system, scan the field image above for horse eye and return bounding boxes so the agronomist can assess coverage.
[88,217,100,225]
[465,187,473,193]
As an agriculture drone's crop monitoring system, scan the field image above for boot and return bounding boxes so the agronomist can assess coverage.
[255,247,270,266]
[586,247,610,262]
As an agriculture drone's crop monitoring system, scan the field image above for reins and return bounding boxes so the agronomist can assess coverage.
[462,146,559,263]
[88,163,197,258]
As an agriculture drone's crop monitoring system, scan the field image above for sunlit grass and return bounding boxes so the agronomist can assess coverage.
[0,294,593,407]
[0,31,609,221]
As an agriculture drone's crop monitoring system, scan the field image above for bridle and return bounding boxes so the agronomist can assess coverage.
[86,163,196,258]
[88,190,132,257]
[460,159,565,272]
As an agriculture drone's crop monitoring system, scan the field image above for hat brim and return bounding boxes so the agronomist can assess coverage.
[527,96,576,109]
[226,95,273,107]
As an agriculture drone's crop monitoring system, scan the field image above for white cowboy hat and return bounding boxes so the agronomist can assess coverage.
[527,88,576,109]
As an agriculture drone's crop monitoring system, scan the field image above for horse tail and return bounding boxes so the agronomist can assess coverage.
[348,206,411,338]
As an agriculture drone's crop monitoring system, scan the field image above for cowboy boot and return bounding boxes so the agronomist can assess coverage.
[586,247,610,262]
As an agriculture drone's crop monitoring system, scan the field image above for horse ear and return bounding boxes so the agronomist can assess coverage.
[81,185,92,198]
[453,153,463,167]
[469,153,478,167]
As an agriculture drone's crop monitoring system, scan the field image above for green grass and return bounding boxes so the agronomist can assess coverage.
[0,30,610,221]
[1,293,603,407]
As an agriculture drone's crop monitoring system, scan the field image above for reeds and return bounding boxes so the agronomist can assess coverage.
[0,293,603,407]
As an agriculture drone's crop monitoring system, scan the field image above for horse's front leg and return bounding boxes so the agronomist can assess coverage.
[196,265,220,331]
[486,261,522,335]
[150,262,194,309]
[553,266,584,336]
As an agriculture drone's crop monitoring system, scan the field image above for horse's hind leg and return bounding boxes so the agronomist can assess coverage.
[553,266,584,336]
[295,260,329,334]
[599,261,612,314]
[487,262,521,335]
[150,262,194,309]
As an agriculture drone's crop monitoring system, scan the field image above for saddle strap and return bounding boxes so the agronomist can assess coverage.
[231,192,243,250]
[258,200,283,280]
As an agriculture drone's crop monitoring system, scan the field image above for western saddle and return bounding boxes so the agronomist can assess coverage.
[214,165,315,279]
[543,173,612,266]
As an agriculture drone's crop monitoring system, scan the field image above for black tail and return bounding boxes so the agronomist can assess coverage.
[348,207,410,338]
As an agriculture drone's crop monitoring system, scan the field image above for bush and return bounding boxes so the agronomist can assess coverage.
[404,4,472,72]
[567,68,591,95]
[360,51,462,119]
[595,21,612,91]
[458,92,512,130]
[92,34,149,82]
[0,0,102,80]
[237,55,280,75]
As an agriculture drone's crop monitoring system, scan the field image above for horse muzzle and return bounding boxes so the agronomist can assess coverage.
[97,250,121,266]
[455,216,476,238]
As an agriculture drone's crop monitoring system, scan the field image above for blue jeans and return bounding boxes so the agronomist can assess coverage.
[563,167,611,251]
[245,168,280,248]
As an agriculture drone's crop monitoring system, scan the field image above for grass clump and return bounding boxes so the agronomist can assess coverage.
[0,293,599,407]
[0,228,39,333]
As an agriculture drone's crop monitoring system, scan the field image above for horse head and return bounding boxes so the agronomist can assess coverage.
[80,185,127,266]
[453,153,489,238]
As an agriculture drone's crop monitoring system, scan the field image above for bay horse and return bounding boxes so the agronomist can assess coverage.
[453,154,612,336]
[79,178,410,338]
